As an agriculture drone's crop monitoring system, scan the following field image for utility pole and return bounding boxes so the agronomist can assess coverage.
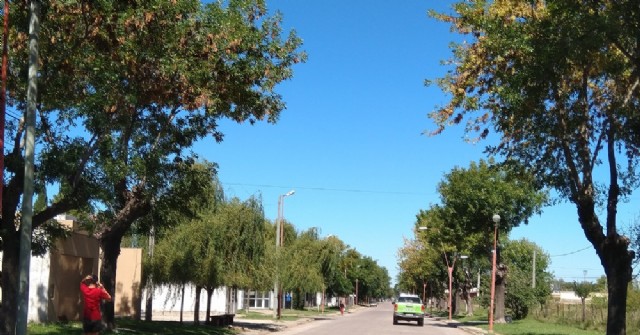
[16,1,40,334]
[532,250,536,288]
[273,190,294,319]
[0,0,10,214]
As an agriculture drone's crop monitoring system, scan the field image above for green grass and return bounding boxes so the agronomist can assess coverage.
[429,308,604,335]
[27,319,236,335]
[236,306,340,320]
[486,319,603,335]
[28,307,340,335]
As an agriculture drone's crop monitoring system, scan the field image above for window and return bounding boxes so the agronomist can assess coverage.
[247,291,270,309]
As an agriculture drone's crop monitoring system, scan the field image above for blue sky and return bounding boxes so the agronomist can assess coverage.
[194,0,639,284]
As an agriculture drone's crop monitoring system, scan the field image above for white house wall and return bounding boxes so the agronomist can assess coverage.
[143,284,243,316]
[27,253,51,323]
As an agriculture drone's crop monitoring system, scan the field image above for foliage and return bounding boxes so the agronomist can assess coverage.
[277,227,391,307]
[429,1,640,333]
[1,0,305,331]
[149,194,267,290]
[502,239,553,320]
[574,282,596,301]
[399,159,546,320]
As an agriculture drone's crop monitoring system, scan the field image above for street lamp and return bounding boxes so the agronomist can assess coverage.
[489,214,500,332]
[274,190,295,319]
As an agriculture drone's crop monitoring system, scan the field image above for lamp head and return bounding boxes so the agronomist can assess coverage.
[285,190,295,197]
[492,214,501,224]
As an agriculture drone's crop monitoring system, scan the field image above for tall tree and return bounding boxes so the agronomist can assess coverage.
[501,239,552,320]
[417,160,545,322]
[430,1,639,334]
[0,0,304,332]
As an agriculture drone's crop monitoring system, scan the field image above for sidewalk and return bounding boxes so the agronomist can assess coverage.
[232,306,361,334]
[428,315,489,335]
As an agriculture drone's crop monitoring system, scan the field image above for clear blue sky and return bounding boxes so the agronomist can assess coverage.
[194,0,639,284]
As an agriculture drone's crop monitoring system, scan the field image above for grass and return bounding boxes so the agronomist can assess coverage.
[27,319,237,335]
[430,309,604,335]
[27,307,341,335]
[235,306,340,321]
[487,319,603,335]
[27,307,610,335]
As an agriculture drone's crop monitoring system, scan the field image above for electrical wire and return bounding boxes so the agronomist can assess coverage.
[550,245,592,257]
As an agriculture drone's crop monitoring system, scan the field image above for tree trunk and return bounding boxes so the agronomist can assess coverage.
[451,287,458,316]
[581,298,586,322]
[99,234,123,330]
[180,283,185,324]
[145,280,153,321]
[205,288,213,325]
[603,239,633,335]
[0,230,19,335]
[194,286,202,324]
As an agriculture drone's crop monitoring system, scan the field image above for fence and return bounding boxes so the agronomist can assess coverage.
[531,298,640,332]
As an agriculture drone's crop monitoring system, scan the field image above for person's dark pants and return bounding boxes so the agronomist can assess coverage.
[83,319,104,333]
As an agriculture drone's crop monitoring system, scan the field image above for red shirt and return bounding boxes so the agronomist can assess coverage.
[80,283,110,321]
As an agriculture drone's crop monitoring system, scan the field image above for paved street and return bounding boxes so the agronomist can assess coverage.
[234,303,485,335]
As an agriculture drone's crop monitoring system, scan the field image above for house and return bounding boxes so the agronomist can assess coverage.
[1,215,142,323]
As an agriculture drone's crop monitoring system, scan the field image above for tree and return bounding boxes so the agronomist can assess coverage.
[148,192,267,322]
[216,196,268,293]
[427,160,545,322]
[0,0,304,332]
[429,1,639,334]
[11,0,303,332]
[574,281,596,323]
[396,234,442,300]
[502,239,552,320]
[318,235,352,298]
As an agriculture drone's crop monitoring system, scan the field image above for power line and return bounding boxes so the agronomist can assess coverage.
[224,182,432,196]
[550,245,592,257]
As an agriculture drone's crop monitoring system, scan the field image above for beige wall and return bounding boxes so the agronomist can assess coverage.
[49,230,100,321]
[115,248,142,318]
[46,217,142,321]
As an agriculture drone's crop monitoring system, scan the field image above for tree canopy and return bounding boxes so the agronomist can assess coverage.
[429,1,639,333]
[1,0,305,332]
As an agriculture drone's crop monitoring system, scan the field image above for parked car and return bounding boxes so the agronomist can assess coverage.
[392,294,424,326]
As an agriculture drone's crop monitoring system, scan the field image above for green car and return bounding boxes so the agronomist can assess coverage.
[392,294,425,326]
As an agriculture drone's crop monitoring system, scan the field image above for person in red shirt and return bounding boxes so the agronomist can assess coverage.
[80,274,112,335]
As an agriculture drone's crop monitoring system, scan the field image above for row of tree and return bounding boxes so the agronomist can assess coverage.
[143,172,392,323]
[396,159,552,321]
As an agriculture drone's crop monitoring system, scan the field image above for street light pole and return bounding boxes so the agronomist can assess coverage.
[489,214,500,333]
[274,190,295,319]
[448,262,453,320]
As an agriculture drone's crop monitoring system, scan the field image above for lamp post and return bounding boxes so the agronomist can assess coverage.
[274,190,295,319]
[489,214,500,333]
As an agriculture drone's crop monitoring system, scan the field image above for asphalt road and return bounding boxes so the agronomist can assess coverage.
[271,303,477,335]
